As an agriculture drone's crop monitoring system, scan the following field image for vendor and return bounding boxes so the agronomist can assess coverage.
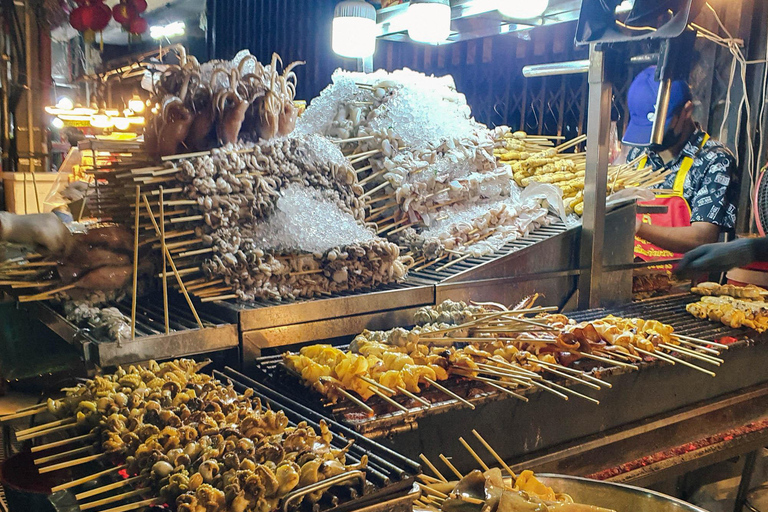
[623,66,738,259]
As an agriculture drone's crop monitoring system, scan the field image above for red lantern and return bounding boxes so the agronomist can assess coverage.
[88,2,112,31]
[69,6,87,31]
[112,2,136,25]
[128,15,148,34]
[127,0,147,14]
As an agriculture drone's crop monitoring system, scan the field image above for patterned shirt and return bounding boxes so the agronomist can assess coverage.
[627,128,738,229]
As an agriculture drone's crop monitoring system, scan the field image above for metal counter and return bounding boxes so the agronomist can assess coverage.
[28,294,239,368]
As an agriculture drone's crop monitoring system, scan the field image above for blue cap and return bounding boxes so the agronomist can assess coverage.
[623,66,693,147]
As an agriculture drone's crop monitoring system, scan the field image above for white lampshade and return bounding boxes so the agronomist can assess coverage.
[128,95,145,113]
[332,0,377,58]
[408,0,451,44]
[497,0,549,19]
[113,117,131,130]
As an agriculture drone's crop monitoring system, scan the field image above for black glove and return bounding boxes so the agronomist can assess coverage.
[675,237,768,277]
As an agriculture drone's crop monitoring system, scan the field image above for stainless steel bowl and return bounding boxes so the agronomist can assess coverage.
[537,474,710,512]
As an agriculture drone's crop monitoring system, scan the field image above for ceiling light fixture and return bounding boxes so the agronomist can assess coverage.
[150,21,185,40]
[497,0,549,19]
[408,0,451,44]
[56,97,74,110]
[128,94,145,113]
[332,0,377,58]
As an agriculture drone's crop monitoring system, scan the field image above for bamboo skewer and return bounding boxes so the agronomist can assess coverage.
[0,404,47,421]
[16,417,75,437]
[31,432,96,453]
[369,387,409,413]
[459,437,490,471]
[38,453,107,473]
[540,380,600,404]
[658,344,723,365]
[34,444,95,465]
[472,429,516,478]
[643,348,716,377]
[467,375,529,401]
[574,351,639,370]
[420,454,448,482]
[16,422,78,441]
[160,188,170,334]
[358,376,396,395]
[532,361,602,390]
[17,283,77,302]
[131,185,140,339]
[672,334,729,350]
[200,294,237,302]
[80,488,149,511]
[98,498,158,512]
[360,180,390,199]
[142,196,204,328]
[439,454,463,480]
[396,386,432,407]
[634,347,676,365]
[674,339,722,355]
[51,464,127,492]
[423,378,475,410]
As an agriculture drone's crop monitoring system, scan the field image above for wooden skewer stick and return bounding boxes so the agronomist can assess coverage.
[395,386,431,408]
[459,437,490,470]
[423,378,475,410]
[16,422,78,441]
[170,215,204,223]
[472,429,516,478]
[461,496,485,505]
[388,222,415,236]
[658,344,723,366]
[31,432,96,453]
[200,294,237,302]
[672,334,729,350]
[469,376,530,401]
[80,488,149,511]
[38,453,107,473]
[420,454,448,482]
[332,135,375,144]
[574,351,639,370]
[369,387,409,413]
[34,444,94,465]
[161,150,211,161]
[439,454,463,480]
[51,464,128,492]
[16,417,75,437]
[418,474,444,485]
[142,196,204,328]
[178,247,214,258]
[555,134,587,153]
[289,269,324,276]
[160,188,170,334]
[0,404,47,421]
[359,169,386,187]
[533,361,601,390]
[360,180,390,199]
[17,283,77,302]
[673,339,722,355]
[539,379,600,405]
[131,184,140,339]
[97,498,158,512]
[633,347,675,365]
[358,375,396,395]
[644,348,716,377]
[419,483,449,499]
[436,252,473,272]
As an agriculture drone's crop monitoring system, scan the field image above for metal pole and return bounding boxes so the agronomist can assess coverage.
[650,78,672,146]
[23,0,39,212]
[522,60,590,78]
[578,44,611,310]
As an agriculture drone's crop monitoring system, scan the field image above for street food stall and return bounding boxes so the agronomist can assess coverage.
[1,0,767,511]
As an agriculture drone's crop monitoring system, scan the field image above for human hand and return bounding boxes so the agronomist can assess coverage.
[675,238,763,277]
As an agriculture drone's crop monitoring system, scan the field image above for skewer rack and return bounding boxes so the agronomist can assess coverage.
[27,294,239,368]
[249,293,768,483]
[213,203,636,365]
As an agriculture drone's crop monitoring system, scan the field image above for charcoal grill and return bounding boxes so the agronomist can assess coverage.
[214,367,422,512]
[249,293,768,485]
[42,366,421,512]
[221,202,636,364]
[27,293,239,368]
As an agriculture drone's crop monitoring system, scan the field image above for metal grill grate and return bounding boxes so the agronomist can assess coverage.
[567,293,763,344]
[409,221,569,283]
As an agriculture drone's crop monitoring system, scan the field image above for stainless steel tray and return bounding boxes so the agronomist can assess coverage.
[537,474,710,512]
[415,474,708,512]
